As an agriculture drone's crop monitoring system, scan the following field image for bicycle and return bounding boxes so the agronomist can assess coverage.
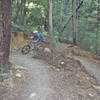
[21,38,45,55]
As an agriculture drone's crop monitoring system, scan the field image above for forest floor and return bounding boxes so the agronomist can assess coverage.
[75,56,100,84]
[60,43,100,84]
[0,51,100,100]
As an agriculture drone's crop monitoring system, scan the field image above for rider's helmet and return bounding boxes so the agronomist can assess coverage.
[33,30,38,34]
[32,30,38,40]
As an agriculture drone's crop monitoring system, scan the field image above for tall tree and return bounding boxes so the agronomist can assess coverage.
[0,0,11,72]
[48,0,53,35]
[72,0,77,44]
[96,0,100,54]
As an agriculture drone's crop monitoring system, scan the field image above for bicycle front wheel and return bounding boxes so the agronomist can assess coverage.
[21,45,31,55]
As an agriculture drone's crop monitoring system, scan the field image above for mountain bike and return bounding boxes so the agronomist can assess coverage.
[21,39,45,55]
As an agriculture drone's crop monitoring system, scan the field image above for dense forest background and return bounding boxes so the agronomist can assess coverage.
[12,0,100,55]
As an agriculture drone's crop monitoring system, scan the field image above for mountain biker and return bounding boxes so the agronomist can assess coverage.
[33,30,43,45]
[30,30,43,50]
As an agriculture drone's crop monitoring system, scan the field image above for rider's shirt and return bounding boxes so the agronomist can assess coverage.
[34,33,43,45]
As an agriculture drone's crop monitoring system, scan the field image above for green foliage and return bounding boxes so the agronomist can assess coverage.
[12,0,100,54]
[11,22,33,31]
[12,0,47,31]
[52,0,100,54]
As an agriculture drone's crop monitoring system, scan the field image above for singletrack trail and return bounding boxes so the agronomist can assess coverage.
[1,53,100,100]
[2,53,73,100]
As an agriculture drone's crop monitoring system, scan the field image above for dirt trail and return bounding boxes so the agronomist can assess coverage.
[9,53,55,100]
[1,53,100,100]
[76,56,100,84]
[2,53,75,100]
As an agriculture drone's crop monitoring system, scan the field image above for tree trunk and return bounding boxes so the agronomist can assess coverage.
[0,0,11,72]
[14,0,22,24]
[14,0,21,23]
[72,0,77,45]
[21,0,27,25]
[48,0,53,35]
[96,0,100,54]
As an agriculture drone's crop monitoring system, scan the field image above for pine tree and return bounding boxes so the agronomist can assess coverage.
[0,0,11,72]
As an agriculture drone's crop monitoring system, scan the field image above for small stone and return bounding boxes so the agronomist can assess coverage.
[87,93,94,100]
[56,68,60,72]
[54,67,60,72]
[15,73,22,78]
[29,93,37,98]
[15,65,25,69]
[44,48,51,53]
[51,67,60,72]
[92,85,100,92]
[60,61,65,65]
[88,93,94,97]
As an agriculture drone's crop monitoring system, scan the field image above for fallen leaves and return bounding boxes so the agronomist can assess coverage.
[0,63,28,90]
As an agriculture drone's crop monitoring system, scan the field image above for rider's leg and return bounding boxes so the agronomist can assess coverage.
[35,39,42,45]
[30,41,34,50]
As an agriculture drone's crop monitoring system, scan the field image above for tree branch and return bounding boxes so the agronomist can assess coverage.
[61,1,83,33]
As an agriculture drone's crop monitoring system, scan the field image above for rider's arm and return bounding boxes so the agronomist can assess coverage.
[35,35,43,45]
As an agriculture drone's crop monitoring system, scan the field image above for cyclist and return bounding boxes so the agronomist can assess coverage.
[30,30,43,50]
